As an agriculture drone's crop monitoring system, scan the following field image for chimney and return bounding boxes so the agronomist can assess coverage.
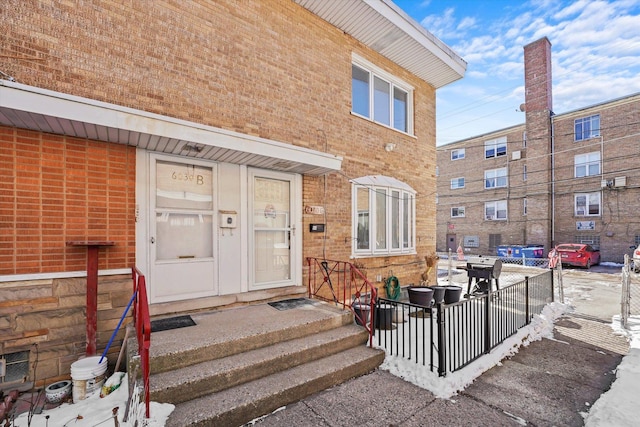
[522,37,553,252]
[523,37,553,113]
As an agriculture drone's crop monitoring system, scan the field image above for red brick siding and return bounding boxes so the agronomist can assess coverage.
[0,130,136,275]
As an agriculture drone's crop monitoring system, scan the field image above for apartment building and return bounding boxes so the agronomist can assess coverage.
[436,37,640,262]
[0,1,465,387]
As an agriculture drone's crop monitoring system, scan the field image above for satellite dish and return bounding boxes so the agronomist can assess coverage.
[519,103,526,112]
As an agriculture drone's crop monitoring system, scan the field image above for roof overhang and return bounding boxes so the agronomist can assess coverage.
[294,0,466,88]
[0,80,342,176]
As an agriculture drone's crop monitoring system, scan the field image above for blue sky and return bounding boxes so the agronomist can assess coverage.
[393,0,640,145]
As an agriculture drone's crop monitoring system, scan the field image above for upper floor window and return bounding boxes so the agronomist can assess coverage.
[352,176,415,256]
[450,177,465,189]
[522,131,527,148]
[451,148,465,160]
[523,198,527,216]
[523,165,527,181]
[485,200,507,220]
[575,114,600,141]
[575,192,601,216]
[575,152,600,177]
[351,56,413,134]
[451,207,465,218]
[485,137,507,158]
[485,168,508,189]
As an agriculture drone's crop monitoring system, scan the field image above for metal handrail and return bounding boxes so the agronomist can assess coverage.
[132,267,151,418]
[307,257,377,346]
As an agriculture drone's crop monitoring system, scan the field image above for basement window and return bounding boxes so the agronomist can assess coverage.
[0,350,30,387]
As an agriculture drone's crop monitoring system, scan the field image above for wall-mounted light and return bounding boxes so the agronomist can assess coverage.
[384,142,396,152]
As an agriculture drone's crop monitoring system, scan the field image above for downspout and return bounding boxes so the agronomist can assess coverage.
[550,113,555,246]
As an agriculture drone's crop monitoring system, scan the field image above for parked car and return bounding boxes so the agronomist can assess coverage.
[555,244,600,269]
[631,244,640,273]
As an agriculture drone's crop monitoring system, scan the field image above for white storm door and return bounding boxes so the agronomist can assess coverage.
[150,156,217,303]
[249,170,297,290]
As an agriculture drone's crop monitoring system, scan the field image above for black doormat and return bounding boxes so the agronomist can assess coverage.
[150,315,196,333]
[268,298,313,311]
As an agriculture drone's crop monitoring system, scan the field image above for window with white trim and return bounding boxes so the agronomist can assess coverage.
[485,137,507,158]
[351,56,413,134]
[575,192,601,216]
[574,152,600,177]
[484,168,508,189]
[523,165,527,181]
[485,200,507,220]
[352,179,415,256]
[575,114,600,141]
[522,131,527,148]
[450,177,465,189]
[523,198,527,216]
[451,207,465,218]
[451,148,465,160]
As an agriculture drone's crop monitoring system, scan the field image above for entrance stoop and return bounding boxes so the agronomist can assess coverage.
[143,299,385,426]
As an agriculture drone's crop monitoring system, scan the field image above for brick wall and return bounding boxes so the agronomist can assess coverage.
[436,126,528,255]
[1,0,441,384]
[552,96,640,262]
[0,129,136,275]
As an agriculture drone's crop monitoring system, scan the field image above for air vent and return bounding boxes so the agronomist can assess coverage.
[511,150,521,160]
[614,176,626,187]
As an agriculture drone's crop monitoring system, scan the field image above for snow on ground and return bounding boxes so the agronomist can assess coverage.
[12,272,639,426]
[12,376,174,427]
[583,315,640,427]
[378,301,568,399]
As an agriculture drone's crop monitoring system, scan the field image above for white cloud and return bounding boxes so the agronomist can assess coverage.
[457,16,476,31]
[422,0,640,144]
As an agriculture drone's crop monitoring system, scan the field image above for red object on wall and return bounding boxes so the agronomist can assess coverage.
[67,241,115,356]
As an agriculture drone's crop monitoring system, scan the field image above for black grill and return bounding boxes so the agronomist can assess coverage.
[460,257,502,296]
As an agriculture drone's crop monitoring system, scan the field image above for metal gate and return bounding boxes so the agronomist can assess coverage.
[621,254,640,329]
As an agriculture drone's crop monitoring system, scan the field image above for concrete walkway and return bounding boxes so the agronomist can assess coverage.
[250,313,628,427]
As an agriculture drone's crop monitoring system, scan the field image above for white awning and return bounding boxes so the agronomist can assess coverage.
[0,80,342,176]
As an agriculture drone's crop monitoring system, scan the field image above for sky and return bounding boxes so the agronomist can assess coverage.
[13,270,639,426]
[392,0,640,146]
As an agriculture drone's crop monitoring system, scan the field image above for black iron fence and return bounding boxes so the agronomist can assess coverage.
[374,270,554,376]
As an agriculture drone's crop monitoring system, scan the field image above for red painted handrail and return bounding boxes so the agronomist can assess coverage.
[306,258,377,346]
[132,267,151,418]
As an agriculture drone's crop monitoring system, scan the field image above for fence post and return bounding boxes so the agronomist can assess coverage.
[557,262,564,303]
[437,302,446,377]
[448,249,452,284]
[525,276,530,323]
[484,294,491,354]
[550,268,554,303]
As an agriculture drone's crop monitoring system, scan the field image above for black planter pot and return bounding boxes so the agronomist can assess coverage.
[375,303,394,329]
[432,286,447,304]
[407,286,434,307]
[444,286,462,304]
[353,304,370,326]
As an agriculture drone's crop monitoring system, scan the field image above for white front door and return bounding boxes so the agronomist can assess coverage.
[149,155,217,303]
[249,170,298,290]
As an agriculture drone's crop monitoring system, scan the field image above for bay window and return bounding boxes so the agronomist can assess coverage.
[352,176,415,256]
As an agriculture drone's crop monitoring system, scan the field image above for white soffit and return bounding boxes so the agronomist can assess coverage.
[294,0,466,88]
[0,81,342,176]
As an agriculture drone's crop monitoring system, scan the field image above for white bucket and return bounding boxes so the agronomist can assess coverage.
[71,356,108,403]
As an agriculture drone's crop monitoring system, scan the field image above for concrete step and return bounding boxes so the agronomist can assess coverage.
[149,324,371,404]
[165,345,386,427]
[149,300,354,374]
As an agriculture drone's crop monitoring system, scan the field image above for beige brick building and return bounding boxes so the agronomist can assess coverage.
[437,37,640,262]
[0,1,464,387]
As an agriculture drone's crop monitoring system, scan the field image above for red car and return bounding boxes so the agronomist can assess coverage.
[555,244,600,269]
